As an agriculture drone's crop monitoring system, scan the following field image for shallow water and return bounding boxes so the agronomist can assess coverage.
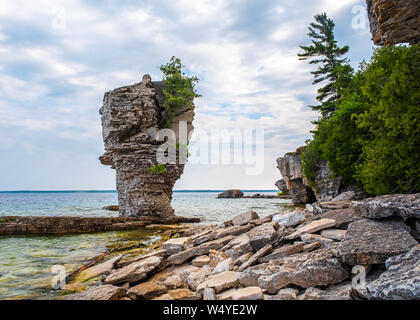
[0,191,290,300]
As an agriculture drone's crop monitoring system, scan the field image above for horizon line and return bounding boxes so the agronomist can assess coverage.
[0,189,279,193]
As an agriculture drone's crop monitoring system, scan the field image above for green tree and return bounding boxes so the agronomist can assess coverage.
[159,56,200,128]
[355,45,420,194]
[298,13,351,119]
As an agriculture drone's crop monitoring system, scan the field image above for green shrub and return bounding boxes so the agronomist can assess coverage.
[147,164,167,175]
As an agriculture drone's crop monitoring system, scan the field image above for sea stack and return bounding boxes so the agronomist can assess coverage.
[99,75,194,217]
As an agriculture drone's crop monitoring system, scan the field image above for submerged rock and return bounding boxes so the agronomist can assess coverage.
[63,285,126,300]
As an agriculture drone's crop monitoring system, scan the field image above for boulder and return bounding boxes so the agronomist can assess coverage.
[272,209,306,228]
[166,289,201,300]
[246,223,278,251]
[258,242,304,263]
[217,190,243,199]
[286,219,336,240]
[127,282,168,300]
[224,235,253,260]
[338,219,418,265]
[196,271,240,293]
[238,244,273,272]
[187,267,212,291]
[275,288,299,300]
[192,255,211,267]
[104,256,162,285]
[331,192,356,202]
[232,287,264,300]
[365,246,420,300]
[212,258,234,274]
[62,285,126,300]
[283,247,349,289]
[231,211,260,226]
[162,237,192,255]
[354,193,420,220]
[317,207,362,229]
[320,229,346,241]
[275,179,288,193]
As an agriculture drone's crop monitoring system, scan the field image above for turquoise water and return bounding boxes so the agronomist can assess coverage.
[0,191,290,300]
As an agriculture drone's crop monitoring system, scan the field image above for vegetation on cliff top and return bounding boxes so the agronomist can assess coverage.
[300,14,420,196]
[159,56,201,128]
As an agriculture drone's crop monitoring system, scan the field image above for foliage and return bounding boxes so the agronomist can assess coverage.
[298,13,351,119]
[159,56,200,128]
[301,44,420,195]
[147,164,167,175]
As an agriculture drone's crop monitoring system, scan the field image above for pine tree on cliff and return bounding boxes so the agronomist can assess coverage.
[298,13,351,120]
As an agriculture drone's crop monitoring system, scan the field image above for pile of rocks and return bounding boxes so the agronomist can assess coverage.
[63,193,419,300]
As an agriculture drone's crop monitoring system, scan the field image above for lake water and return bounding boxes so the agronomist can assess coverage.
[0,191,290,300]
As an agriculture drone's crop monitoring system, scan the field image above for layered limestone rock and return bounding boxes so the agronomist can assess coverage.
[99,74,194,217]
[276,148,315,203]
[366,0,420,46]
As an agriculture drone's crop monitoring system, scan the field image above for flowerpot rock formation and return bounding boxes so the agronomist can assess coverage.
[99,74,194,217]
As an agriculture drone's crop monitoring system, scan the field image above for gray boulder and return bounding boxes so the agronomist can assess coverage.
[338,219,418,265]
[366,246,420,300]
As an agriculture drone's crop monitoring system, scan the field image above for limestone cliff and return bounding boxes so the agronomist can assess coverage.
[366,0,420,45]
[276,148,340,203]
[99,75,194,217]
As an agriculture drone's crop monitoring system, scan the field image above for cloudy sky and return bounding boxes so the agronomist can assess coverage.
[0,0,374,191]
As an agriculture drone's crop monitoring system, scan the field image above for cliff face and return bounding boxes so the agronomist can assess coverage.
[99,74,194,217]
[276,148,341,204]
[366,0,420,45]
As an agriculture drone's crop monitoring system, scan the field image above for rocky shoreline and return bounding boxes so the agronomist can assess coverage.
[62,193,420,300]
[0,216,200,235]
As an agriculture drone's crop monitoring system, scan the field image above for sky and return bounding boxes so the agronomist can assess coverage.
[0,0,375,191]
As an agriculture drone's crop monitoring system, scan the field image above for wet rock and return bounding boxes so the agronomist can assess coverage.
[192,256,210,267]
[74,254,123,283]
[275,288,299,300]
[354,193,420,220]
[338,219,418,265]
[365,246,420,300]
[320,229,346,241]
[238,244,273,272]
[162,237,192,255]
[217,190,243,199]
[246,223,278,251]
[127,282,168,300]
[317,207,362,229]
[104,256,161,285]
[231,211,260,226]
[286,219,336,240]
[212,258,234,274]
[196,271,240,293]
[258,242,304,263]
[272,209,306,228]
[63,285,126,300]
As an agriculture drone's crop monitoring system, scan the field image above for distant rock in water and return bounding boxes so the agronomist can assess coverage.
[99,74,194,217]
[103,205,119,211]
[217,190,244,199]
